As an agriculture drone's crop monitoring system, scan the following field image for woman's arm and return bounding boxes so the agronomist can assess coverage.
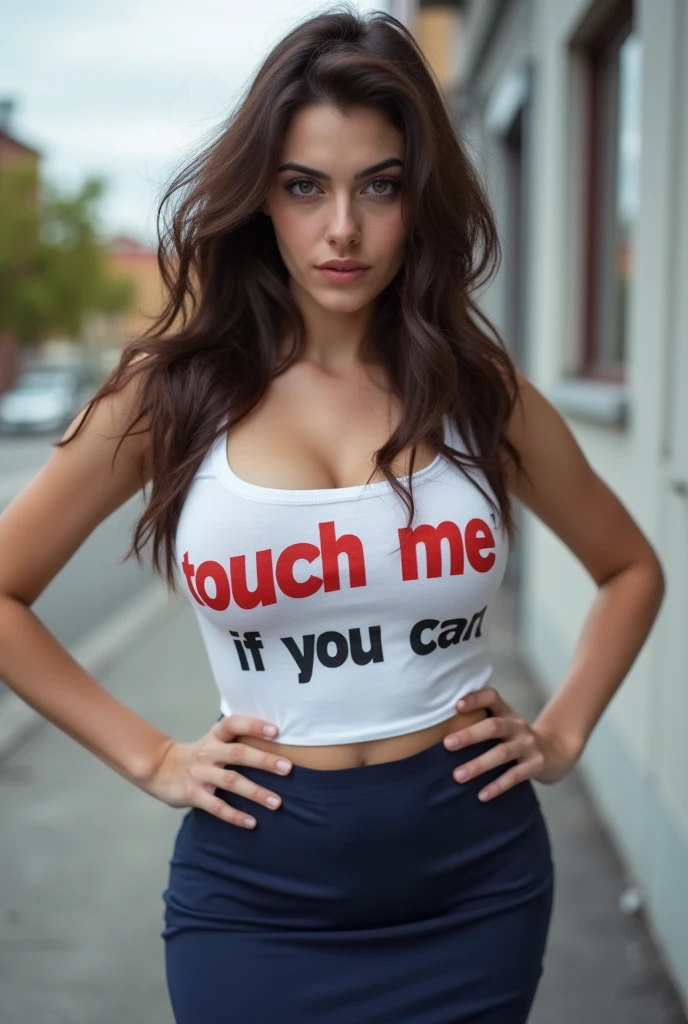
[503,371,665,761]
[0,371,174,786]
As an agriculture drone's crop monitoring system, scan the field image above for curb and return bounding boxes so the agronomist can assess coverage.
[0,582,182,762]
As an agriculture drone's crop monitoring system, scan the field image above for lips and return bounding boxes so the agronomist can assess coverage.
[317,265,370,284]
[317,261,370,270]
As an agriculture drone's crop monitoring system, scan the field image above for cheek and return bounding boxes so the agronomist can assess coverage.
[270,207,314,263]
[371,212,406,262]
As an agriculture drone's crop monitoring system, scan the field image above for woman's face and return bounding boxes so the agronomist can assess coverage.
[262,102,407,317]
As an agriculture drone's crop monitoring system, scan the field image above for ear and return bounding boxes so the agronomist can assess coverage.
[261,200,270,217]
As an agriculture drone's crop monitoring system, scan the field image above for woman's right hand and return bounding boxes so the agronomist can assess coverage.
[141,714,293,829]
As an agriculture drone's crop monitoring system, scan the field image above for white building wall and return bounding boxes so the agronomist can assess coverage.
[455,0,688,1006]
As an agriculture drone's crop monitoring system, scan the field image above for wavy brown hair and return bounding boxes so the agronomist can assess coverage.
[56,3,526,598]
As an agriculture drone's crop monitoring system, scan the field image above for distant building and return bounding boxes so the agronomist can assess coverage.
[0,99,41,171]
[82,233,167,354]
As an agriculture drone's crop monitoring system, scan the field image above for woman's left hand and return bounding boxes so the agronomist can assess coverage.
[444,686,582,802]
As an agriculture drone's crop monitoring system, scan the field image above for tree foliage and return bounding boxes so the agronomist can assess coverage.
[0,158,135,344]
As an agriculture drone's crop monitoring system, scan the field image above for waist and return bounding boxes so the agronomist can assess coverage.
[234,706,491,770]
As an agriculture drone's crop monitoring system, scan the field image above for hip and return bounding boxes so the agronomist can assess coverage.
[162,730,554,934]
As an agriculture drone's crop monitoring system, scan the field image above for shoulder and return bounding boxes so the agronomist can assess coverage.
[65,349,155,487]
[114,350,155,484]
[498,365,594,504]
[498,367,657,583]
[499,369,556,490]
[494,367,577,492]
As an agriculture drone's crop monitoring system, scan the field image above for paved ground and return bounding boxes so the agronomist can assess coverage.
[0,581,685,1023]
[493,584,687,1023]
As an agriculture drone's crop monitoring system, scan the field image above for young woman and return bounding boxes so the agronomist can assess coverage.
[0,7,665,1023]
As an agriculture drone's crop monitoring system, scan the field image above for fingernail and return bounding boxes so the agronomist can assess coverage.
[244,817,257,827]
[445,736,459,750]
[455,767,469,781]
[457,699,466,709]
[263,725,278,736]
[266,796,281,808]
[276,760,292,774]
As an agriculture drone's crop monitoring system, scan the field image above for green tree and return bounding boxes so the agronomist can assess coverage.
[0,158,135,346]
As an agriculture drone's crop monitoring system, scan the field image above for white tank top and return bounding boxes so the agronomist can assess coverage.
[174,412,510,745]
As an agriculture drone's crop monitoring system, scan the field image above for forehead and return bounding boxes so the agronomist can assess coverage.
[280,103,403,165]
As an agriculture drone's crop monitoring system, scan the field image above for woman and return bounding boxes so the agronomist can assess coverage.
[0,6,665,1023]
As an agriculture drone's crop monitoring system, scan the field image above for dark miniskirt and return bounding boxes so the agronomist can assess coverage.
[161,714,555,1024]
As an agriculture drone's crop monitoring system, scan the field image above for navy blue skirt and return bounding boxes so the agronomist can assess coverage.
[161,717,555,1024]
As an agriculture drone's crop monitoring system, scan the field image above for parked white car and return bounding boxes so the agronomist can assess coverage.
[0,365,93,434]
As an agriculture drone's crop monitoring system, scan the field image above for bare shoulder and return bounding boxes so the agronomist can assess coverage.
[0,354,153,606]
[500,368,662,585]
[57,351,154,485]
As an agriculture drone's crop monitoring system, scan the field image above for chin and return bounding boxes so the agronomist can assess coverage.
[310,288,375,313]
[322,298,375,315]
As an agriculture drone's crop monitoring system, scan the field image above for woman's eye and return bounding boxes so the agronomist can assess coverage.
[286,178,320,198]
[284,177,400,200]
[366,177,400,198]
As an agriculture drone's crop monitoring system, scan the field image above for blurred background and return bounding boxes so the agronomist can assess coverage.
[0,1,686,1021]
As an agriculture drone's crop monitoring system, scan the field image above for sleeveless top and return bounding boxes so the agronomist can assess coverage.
[173,412,510,745]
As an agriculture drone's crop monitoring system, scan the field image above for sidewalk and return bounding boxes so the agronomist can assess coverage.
[0,581,686,1022]
[492,584,687,1023]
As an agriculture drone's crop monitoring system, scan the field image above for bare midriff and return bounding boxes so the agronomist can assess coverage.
[236,705,490,770]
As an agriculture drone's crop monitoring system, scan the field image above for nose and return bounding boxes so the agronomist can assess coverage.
[326,194,361,246]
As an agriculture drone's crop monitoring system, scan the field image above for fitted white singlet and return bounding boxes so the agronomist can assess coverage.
[173,412,510,745]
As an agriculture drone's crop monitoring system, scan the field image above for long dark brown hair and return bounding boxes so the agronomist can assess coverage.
[56,3,526,598]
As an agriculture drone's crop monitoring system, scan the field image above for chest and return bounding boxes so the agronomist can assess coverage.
[224,372,440,491]
[175,439,509,642]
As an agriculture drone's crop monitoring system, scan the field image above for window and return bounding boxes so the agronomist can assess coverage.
[578,0,642,382]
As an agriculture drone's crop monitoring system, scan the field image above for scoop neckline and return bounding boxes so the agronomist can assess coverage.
[211,413,452,504]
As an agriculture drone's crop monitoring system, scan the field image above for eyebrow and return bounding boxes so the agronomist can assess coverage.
[276,157,405,180]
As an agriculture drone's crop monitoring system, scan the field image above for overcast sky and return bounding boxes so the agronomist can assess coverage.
[2,0,386,246]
